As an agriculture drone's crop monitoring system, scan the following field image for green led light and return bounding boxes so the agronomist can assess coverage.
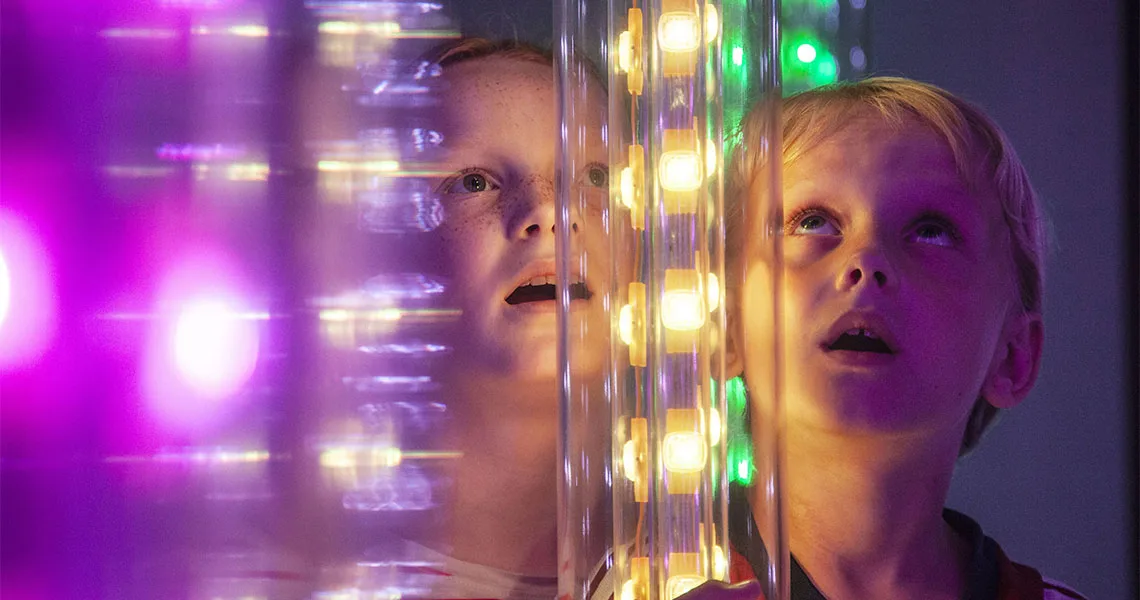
[812,52,838,85]
[731,46,744,66]
[726,376,747,416]
[795,42,817,63]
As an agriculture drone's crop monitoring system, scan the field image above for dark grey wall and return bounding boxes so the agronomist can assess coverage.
[868,2,1133,599]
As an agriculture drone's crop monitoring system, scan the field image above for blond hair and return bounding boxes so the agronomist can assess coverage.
[726,77,1047,454]
[422,37,552,69]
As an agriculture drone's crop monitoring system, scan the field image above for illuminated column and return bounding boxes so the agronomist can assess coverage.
[557,1,785,599]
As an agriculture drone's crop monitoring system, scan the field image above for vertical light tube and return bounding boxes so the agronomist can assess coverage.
[557,0,784,599]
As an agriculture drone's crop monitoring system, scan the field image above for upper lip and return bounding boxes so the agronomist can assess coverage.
[820,310,899,354]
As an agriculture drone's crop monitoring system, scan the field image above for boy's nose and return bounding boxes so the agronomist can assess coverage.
[837,247,895,292]
[510,176,578,239]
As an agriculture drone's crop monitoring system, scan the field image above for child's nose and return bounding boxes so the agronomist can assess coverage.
[510,176,579,240]
[837,247,895,292]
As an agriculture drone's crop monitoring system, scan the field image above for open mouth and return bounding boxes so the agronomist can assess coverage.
[504,275,593,305]
[826,328,894,354]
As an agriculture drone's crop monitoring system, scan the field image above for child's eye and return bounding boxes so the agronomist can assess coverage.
[789,210,840,235]
[585,163,609,188]
[908,218,959,247]
[443,169,500,194]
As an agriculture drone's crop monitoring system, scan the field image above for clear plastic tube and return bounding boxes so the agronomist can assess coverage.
[556,1,786,598]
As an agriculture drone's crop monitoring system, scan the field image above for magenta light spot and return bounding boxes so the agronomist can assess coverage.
[172,297,259,398]
[0,249,10,328]
[144,253,261,429]
[0,211,57,370]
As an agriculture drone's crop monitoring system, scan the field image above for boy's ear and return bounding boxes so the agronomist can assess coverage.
[982,311,1044,409]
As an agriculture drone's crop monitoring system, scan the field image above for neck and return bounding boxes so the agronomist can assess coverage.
[436,376,560,576]
[772,425,969,600]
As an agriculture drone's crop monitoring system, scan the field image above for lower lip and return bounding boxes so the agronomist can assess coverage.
[820,347,897,366]
[506,298,592,314]
[508,300,558,313]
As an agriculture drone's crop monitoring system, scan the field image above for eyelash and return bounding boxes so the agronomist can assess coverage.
[439,167,499,195]
[785,206,838,235]
[783,207,963,244]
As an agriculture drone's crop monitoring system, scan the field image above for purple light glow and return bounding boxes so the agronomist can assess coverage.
[0,211,57,370]
[144,254,261,428]
[172,297,260,398]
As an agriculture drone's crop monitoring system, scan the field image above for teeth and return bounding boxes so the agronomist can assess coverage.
[844,327,880,339]
[517,275,585,287]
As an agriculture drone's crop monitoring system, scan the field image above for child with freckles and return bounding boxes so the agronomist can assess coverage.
[680,77,1086,600]
[398,38,610,600]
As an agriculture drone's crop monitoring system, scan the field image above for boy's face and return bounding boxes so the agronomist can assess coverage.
[741,113,1030,440]
[430,57,608,386]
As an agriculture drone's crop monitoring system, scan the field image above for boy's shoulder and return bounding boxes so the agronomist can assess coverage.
[993,541,1087,600]
[946,509,1088,600]
[723,506,1087,600]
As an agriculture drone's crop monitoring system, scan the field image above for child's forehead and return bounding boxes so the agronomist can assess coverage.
[791,112,960,179]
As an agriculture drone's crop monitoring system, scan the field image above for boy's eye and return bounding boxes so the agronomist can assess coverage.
[586,164,608,188]
[908,219,957,247]
[444,171,499,194]
[791,211,839,235]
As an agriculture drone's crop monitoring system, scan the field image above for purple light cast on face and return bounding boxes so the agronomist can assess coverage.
[0,210,57,370]
[144,253,262,428]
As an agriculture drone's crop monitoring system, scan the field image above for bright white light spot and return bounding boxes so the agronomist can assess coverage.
[796,43,818,63]
[661,289,704,331]
[0,250,10,330]
[731,46,744,66]
[662,431,706,472]
[173,299,259,398]
[658,12,700,52]
[658,151,702,192]
[0,211,56,369]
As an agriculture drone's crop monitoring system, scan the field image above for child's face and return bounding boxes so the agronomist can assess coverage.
[741,113,1024,439]
[431,57,607,385]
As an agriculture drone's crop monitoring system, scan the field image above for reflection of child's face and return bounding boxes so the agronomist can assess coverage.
[742,113,1019,438]
[431,57,607,384]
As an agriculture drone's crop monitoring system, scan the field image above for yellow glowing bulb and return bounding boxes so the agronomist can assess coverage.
[621,580,637,600]
[622,440,640,481]
[659,151,702,192]
[704,4,719,44]
[706,272,720,312]
[663,431,707,472]
[620,166,636,209]
[666,575,706,600]
[711,545,727,580]
[705,141,717,176]
[619,303,635,345]
[662,289,705,331]
[658,12,701,52]
[708,407,722,446]
[618,30,634,72]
